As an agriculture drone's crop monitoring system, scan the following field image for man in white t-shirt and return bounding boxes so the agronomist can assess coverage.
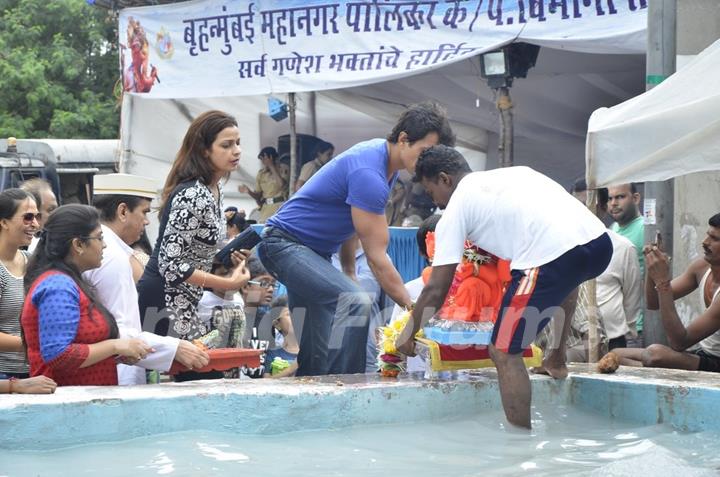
[397,146,612,428]
[84,174,209,385]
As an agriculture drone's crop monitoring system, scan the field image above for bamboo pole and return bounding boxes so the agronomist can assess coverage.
[288,92,297,198]
[586,189,600,363]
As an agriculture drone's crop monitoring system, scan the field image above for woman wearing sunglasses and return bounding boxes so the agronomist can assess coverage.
[21,205,153,386]
[0,189,40,380]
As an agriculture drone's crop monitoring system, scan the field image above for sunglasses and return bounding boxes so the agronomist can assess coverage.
[248,279,275,288]
[22,213,41,224]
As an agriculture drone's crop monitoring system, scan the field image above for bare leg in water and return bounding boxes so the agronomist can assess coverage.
[490,288,579,428]
[490,343,531,428]
[532,287,579,379]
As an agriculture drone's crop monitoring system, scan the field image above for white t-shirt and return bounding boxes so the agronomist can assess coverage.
[595,230,642,339]
[197,290,245,326]
[433,167,606,270]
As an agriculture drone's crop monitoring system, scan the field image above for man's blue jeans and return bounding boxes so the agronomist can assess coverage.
[258,226,372,376]
[357,276,381,373]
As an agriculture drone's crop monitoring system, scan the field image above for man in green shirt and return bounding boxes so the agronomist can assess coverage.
[608,183,645,338]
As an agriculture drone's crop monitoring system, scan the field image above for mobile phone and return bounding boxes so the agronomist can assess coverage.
[215,227,262,267]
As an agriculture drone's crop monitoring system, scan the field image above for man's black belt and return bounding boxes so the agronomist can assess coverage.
[262,195,285,205]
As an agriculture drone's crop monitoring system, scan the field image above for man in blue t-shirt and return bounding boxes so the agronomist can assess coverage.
[258,102,455,376]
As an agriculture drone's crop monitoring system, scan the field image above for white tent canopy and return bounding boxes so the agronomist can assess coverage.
[122,47,645,197]
[120,90,488,211]
[334,47,644,183]
[586,38,720,188]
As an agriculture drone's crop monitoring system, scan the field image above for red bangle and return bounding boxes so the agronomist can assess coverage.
[8,376,18,394]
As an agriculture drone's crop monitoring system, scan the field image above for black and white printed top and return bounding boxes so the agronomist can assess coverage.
[138,180,226,341]
[0,251,30,375]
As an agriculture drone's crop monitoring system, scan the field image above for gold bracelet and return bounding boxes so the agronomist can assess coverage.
[201,271,207,289]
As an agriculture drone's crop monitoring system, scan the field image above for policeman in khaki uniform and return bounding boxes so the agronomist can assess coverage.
[238,146,289,223]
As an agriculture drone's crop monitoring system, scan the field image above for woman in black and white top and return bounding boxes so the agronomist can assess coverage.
[138,111,250,378]
[0,189,40,379]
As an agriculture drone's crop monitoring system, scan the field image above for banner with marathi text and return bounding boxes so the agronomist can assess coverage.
[119,0,647,98]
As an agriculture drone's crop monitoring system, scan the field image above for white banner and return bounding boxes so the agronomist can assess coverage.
[119,0,647,99]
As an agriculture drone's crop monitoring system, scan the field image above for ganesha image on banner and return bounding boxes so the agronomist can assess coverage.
[121,16,160,93]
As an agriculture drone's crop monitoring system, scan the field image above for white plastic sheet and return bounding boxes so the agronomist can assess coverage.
[586,38,720,187]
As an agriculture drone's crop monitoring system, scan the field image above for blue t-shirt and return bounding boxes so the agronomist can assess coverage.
[264,347,298,376]
[267,138,397,255]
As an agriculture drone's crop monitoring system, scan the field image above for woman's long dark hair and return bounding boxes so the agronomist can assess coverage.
[25,204,119,338]
[159,110,238,211]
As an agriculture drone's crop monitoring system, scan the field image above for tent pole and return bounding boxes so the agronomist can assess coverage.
[288,92,297,198]
[586,189,600,363]
[497,87,513,168]
[309,92,317,137]
[643,0,676,347]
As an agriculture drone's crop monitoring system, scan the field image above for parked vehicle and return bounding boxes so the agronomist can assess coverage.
[0,138,119,204]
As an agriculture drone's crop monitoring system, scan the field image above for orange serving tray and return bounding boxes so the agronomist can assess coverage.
[168,348,263,375]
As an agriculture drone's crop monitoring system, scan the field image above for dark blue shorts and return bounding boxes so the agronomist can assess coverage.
[491,233,613,354]
[691,349,720,373]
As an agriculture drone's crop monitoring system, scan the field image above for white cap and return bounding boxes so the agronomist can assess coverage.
[93,173,158,199]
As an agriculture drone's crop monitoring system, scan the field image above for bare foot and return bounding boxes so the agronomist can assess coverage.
[531,352,568,379]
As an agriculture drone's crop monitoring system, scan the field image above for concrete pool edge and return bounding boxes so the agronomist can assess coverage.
[567,365,720,433]
[2,365,719,450]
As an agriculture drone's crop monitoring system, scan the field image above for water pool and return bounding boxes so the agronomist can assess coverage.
[3,405,719,476]
[2,366,719,476]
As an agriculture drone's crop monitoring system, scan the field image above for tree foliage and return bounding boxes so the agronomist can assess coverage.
[0,0,119,139]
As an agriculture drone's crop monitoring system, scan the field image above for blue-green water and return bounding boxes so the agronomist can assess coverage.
[2,406,718,476]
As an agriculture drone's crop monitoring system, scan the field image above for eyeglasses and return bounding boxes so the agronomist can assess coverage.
[21,213,41,224]
[248,279,274,288]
